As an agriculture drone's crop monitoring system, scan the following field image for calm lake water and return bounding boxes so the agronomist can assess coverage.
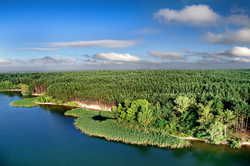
[0,92,250,166]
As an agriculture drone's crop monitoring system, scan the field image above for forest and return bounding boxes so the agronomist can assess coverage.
[0,70,249,148]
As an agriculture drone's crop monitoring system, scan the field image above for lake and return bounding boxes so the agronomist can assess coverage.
[0,92,250,166]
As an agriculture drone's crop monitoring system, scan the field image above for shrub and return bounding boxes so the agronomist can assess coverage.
[228,137,242,149]
[20,84,32,96]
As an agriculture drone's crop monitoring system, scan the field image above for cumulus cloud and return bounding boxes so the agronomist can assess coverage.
[46,40,139,49]
[155,4,250,28]
[148,51,184,59]
[155,5,220,26]
[206,28,250,44]
[218,46,250,57]
[94,52,140,62]
[186,46,250,62]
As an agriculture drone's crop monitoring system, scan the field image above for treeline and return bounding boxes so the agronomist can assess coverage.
[0,70,250,104]
[0,70,249,140]
[0,80,19,90]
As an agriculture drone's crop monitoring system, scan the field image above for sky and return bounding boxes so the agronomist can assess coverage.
[1,0,250,72]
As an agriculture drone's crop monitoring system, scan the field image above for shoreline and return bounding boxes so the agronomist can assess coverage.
[4,90,250,149]
[175,136,250,147]
[35,102,111,111]
[65,109,190,149]
[75,124,189,149]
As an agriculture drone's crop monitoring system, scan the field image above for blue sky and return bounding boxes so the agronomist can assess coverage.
[0,0,250,71]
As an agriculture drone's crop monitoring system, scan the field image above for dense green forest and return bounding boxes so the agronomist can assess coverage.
[0,70,250,147]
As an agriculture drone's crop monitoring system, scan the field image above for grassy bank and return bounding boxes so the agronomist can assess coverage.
[10,98,38,107]
[0,89,21,92]
[9,96,80,108]
[65,108,190,149]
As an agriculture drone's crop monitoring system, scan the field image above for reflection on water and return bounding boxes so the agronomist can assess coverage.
[0,91,22,97]
[0,92,250,166]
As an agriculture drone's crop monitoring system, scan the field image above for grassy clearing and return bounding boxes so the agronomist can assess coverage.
[10,98,38,107]
[65,108,190,149]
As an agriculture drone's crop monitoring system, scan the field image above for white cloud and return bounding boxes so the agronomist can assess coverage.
[206,28,250,44]
[155,5,250,28]
[0,58,11,64]
[232,57,250,63]
[46,40,139,48]
[149,51,184,59]
[219,46,250,57]
[155,5,220,26]
[94,52,140,62]
[227,15,250,27]
[186,46,250,62]
[19,40,140,51]
[18,48,58,51]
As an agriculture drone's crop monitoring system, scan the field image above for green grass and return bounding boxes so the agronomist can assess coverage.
[0,89,21,92]
[10,98,38,107]
[9,95,80,108]
[65,108,190,149]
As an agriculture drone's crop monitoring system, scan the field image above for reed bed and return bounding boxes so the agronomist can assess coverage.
[65,108,190,149]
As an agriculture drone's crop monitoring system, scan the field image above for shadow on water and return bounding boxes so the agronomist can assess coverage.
[169,141,250,166]
[0,91,21,97]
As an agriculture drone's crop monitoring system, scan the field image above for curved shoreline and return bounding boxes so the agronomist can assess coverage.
[64,109,190,149]
[6,91,250,149]
[75,125,190,149]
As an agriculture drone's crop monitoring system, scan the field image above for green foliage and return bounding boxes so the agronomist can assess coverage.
[20,84,32,96]
[0,80,19,90]
[65,101,80,107]
[113,99,154,125]
[207,121,226,144]
[10,98,38,107]
[34,95,65,105]
[197,102,214,127]
[1,70,249,106]
[174,96,195,113]
[34,95,54,103]
[228,137,242,149]
[138,108,155,127]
